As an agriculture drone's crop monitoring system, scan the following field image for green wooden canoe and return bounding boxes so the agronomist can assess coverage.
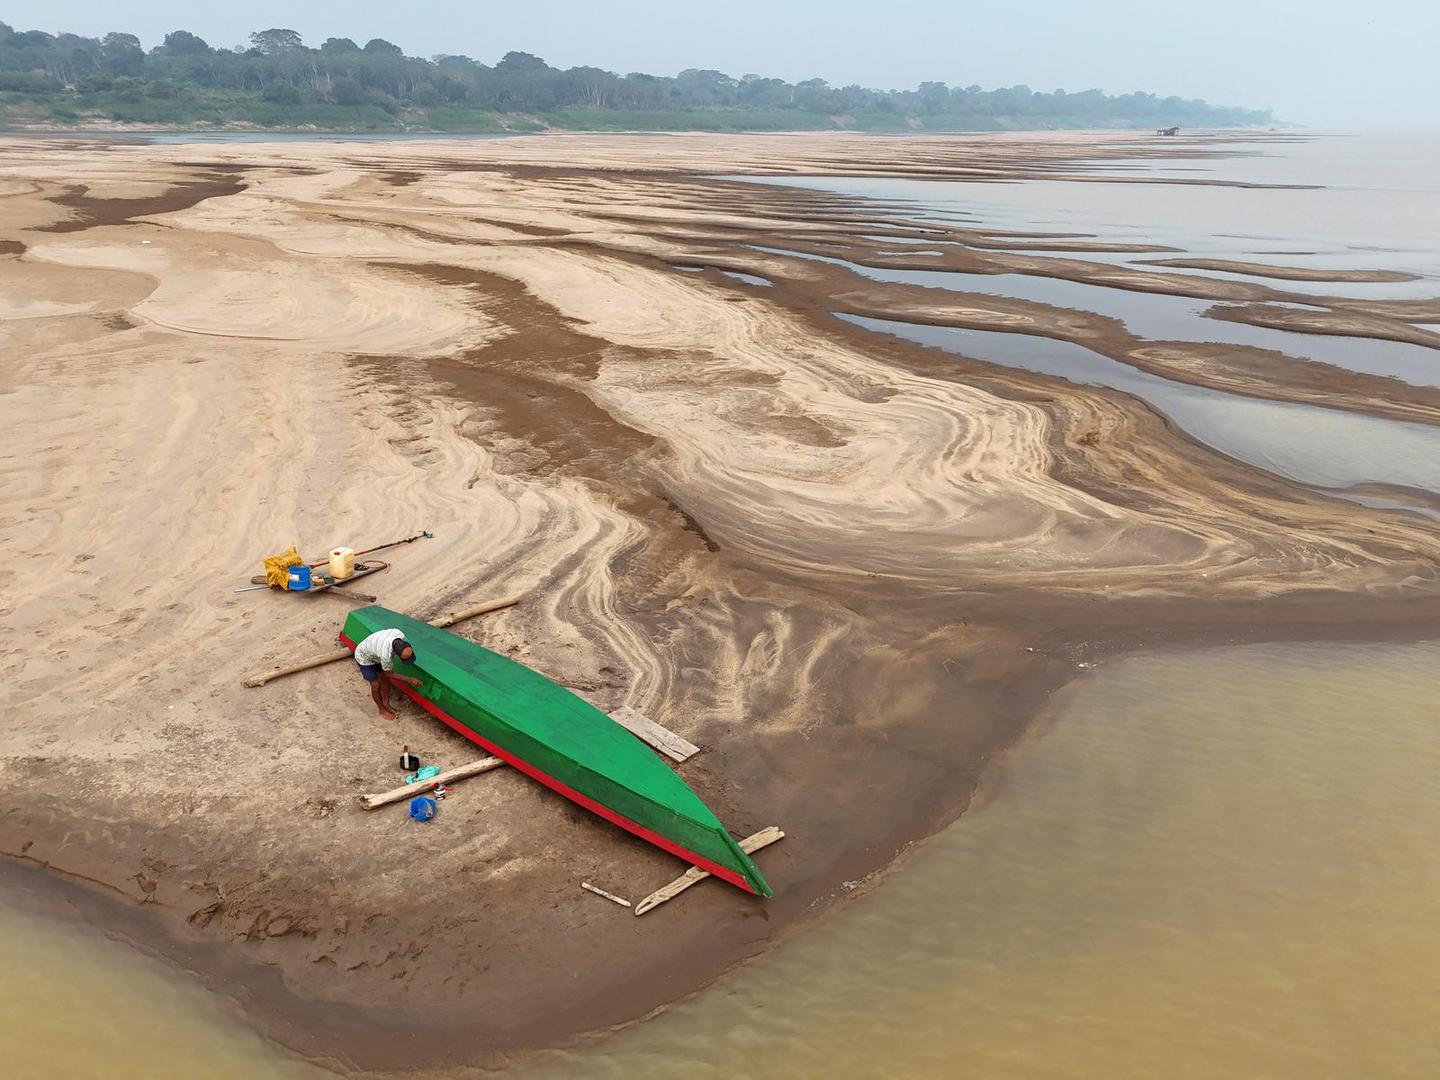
[341,605,772,896]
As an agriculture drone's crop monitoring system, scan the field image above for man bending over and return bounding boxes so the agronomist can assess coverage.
[353,627,418,720]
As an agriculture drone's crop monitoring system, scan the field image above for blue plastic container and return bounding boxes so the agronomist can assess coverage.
[287,564,312,591]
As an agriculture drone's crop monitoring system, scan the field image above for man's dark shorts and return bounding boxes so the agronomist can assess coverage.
[357,662,383,683]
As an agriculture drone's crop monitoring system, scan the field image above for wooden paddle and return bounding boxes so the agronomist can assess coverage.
[305,530,434,569]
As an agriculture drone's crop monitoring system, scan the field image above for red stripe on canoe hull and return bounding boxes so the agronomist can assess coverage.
[341,631,757,894]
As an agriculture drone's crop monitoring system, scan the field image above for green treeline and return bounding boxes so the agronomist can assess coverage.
[0,23,1272,132]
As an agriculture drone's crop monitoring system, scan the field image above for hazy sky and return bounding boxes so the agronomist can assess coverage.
[6,0,1437,127]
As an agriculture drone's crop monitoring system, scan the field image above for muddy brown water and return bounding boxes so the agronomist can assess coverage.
[516,640,1440,1080]
[0,892,325,1079]
[6,641,1437,1079]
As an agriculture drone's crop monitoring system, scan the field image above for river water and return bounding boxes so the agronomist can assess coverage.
[757,135,1440,292]
[8,641,1437,1079]
[5,135,1438,1079]
[0,888,324,1080]
[516,641,1440,1080]
[748,136,1440,502]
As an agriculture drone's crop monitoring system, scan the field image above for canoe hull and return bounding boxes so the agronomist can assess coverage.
[376,663,758,891]
[339,608,772,896]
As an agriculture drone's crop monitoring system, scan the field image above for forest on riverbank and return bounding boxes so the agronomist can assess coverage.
[0,23,1272,132]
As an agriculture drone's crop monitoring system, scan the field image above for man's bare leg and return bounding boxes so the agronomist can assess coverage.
[371,676,398,720]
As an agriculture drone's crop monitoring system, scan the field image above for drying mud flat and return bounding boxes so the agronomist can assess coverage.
[2,131,1439,1072]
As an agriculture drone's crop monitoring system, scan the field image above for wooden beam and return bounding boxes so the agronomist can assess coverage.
[634,826,784,916]
[428,595,523,630]
[243,593,522,687]
[358,755,505,810]
[608,704,700,763]
[581,882,632,908]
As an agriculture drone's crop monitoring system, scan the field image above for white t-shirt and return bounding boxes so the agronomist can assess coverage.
[354,628,407,671]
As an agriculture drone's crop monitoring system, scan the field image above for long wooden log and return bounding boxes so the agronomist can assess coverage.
[242,594,522,687]
[428,595,523,629]
[634,826,784,916]
[244,649,350,687]
[358,755,505,809]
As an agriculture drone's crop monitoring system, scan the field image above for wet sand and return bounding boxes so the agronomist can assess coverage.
[1135,257,1420,282]
[3,131,1440,1071]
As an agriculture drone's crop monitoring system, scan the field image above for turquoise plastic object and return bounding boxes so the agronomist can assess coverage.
[409,796,437,821]
[287,564,312,591]
[405,765,441,784]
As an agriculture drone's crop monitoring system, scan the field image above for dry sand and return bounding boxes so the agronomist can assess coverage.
[2,131,1439,1071]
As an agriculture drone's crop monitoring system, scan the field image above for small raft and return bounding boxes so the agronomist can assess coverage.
[248,560,388,592]
[340,605,773,897]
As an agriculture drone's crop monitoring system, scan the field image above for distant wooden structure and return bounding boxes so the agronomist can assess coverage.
[1157,126,1180,136]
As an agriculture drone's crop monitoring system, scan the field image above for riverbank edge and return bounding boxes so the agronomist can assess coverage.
[0,119,1287,138]
[8,606,1440,1075]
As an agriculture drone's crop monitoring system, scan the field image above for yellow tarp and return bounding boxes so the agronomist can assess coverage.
[263,546,303,589]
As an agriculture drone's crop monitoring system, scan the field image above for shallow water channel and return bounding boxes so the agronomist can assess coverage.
[842,314,1440,497]
[791,251,1440,388]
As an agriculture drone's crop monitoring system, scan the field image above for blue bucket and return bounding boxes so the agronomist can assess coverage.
[287,564,312,591]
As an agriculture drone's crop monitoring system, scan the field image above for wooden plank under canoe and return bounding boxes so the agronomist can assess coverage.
[607,704,701,763]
